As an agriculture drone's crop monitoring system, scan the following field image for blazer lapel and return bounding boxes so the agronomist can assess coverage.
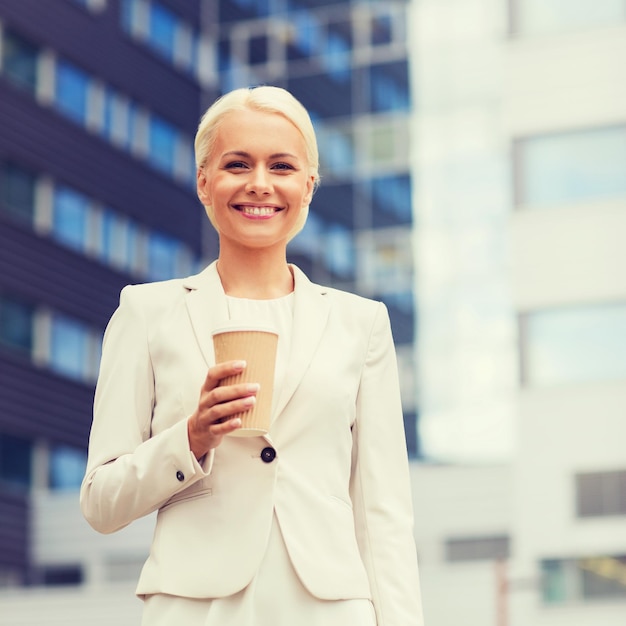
[182,261,229,367]
[272,265,330,421]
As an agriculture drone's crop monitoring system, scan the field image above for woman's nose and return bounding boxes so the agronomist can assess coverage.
[245,168,273,194]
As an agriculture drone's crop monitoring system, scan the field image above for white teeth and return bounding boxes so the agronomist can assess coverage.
[240,206,276,216]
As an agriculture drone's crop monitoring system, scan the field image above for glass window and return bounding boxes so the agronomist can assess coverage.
[120,0,144,38]
[49,445,87,491]
[317,124,355,179]
[0,433,32,490]
[446,535,510,562]
[323,23,351,82]
[55,60,90,125]
[323,223,355,279]
[576,470,626,517]
[248,34,270,65]
[359,229,413,294]
[102,87,133,149]
[147,232,179,280]
[289,11,322,59]
[541,556,626,603]
[380,291,415,344]
[289,210,324,257]
[0,294,34,353]
[288,73,353,119]
[49,313,91,381]
[41,565,83,587]
[372,175,412,222]
[52,185,89,253]
[515,126,626,207]
[147,2,177,62]
[368,61,410,113]
[369,10,394,46]
[522,302,626,386]
[542,559,568,603]
[101,210,128,270]
[1,30,39,94]
[511,0,626,36]
[0,162,37,221]
[148,115,177,175]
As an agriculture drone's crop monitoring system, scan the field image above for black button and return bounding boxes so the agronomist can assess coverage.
[260,447,276,463]
[176,470,185,482]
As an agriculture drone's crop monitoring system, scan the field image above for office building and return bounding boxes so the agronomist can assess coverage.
[0,0,417,612]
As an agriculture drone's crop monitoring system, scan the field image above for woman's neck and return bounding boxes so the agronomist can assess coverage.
[216,247,294,299]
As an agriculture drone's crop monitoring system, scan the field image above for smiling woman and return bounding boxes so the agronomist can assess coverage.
[80,86,424,626]
[196,108,314,262]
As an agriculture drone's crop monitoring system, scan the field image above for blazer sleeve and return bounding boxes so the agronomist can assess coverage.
[80,285,212,534]
[350,302,424,626]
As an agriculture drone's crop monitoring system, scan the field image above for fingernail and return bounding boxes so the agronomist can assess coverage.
[233,360,246,369]
[242,396,256,406]
[246,383,260,392]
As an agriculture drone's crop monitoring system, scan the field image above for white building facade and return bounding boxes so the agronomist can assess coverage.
[411,0,626,625]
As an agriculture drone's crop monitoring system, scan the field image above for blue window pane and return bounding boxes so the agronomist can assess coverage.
[55,61,90,125]
[52,186,89,252]
[370,12,393,46]
[290,210,324,256]
[369,62,410,113]
[102,88,137,150]
[525,302,626,386]
[120,0,134,33]
[541,560,567,604]
[318,126,354,177]
[323,26,351,82]
[372,175,412,222]
[292,11,322,58]
[518,126,626,207]
[147,232,179,280]
[231,0,270,17]
[0,295,34,353]
[324,223,355,278]
[149,116,177,175]
[148,3,177,62]
[1,162,37,221]
[50,314,88,381]
[0,433,32,490]
[2,30,39,94]
[100,210,128,269]
[49,445,87,491]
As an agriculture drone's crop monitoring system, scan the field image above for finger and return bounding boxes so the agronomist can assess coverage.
[203,360,247,391]
[203,394,257,427]
[204,382,260,408]
[211,416,242,434]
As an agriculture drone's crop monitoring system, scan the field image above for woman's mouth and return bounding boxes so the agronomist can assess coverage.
[234,205,282,217]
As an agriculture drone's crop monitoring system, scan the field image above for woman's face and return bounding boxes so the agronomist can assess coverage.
[197,108,315,253]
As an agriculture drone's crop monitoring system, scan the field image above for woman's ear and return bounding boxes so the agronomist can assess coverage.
[303,174,315,206]
[197,167,210,205]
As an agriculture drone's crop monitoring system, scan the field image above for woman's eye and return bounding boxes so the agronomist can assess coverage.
[272,162,294,171]
[225,161,248,170]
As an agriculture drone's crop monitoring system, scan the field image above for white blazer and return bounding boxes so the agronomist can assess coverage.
[80,262,423,626]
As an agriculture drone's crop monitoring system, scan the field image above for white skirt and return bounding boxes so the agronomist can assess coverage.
[141,515,377,626]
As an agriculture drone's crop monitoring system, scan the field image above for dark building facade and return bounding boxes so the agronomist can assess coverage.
[0,0,417,586]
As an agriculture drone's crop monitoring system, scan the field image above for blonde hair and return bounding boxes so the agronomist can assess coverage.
[195,86,320,240]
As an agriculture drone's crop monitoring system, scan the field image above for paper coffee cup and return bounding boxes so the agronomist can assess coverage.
[212,324,278,437]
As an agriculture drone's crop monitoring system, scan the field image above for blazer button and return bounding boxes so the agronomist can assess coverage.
[260,447,276,463]
[176,470,185,482]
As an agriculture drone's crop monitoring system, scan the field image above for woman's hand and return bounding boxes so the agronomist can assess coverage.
[187,360,259,460]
